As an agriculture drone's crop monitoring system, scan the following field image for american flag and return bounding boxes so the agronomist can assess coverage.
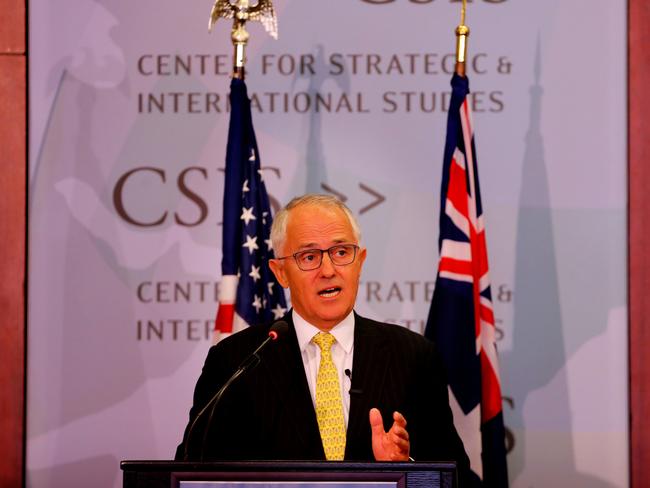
[214,78,287,341]
[425,73,508,487]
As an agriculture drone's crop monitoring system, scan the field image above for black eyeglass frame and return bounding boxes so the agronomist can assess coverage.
[275,244,360,271]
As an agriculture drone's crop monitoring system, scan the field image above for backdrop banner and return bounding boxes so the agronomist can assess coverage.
[28,1,627,487]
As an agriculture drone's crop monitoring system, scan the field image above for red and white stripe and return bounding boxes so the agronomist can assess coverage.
[213,275,249,344]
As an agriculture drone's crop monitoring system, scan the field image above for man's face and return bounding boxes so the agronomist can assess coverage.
[270,204,366,331]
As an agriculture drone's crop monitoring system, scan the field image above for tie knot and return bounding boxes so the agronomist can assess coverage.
[312,332,336,351]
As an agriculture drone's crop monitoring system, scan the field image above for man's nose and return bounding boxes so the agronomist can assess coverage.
[319,251,336,276]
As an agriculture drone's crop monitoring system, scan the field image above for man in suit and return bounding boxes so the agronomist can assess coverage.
[177,194,469,479]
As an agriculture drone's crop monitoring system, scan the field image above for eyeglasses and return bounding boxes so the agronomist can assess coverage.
[276,244,360,271]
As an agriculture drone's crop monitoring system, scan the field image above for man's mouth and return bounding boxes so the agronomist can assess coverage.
[318,287,341,298]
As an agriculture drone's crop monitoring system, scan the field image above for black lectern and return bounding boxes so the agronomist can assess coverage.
[121,461,457,488]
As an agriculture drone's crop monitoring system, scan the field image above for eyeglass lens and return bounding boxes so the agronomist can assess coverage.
[294,244,357,270]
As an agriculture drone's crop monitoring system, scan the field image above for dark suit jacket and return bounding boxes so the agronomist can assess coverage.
[176,312,470,479]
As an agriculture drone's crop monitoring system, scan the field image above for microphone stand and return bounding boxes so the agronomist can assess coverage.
[182,322,287,461]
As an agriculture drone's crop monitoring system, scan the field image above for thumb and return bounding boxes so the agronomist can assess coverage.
[369,407,385,437]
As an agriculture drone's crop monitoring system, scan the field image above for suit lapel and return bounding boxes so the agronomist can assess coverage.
[262,313,325,458]
[345,313,391,459]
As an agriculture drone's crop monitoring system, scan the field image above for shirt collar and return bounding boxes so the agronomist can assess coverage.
[293,309,355,354]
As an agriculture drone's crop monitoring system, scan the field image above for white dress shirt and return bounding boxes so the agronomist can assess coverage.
[293,309,355,427]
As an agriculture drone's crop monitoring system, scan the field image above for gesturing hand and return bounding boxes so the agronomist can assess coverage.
[369,408,410,461]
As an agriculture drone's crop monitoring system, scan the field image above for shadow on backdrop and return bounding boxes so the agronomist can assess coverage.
[504,38,614,487]
[290,44,351,195]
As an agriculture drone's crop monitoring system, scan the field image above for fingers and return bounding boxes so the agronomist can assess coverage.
[389,411,410,460]
[370,409,409,439]
[389,417,409,448]
[390,411,409,442]
[389,423,409,442]
[393,410,407,427]
[369,407,384,436]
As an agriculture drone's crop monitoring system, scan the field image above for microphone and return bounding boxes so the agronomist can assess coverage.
[182,320,289,461]
[344,368,363,396]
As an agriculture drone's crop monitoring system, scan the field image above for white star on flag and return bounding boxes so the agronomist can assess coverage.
[242,179,249,193]
[272,303,287,319]
[249,149,256,161]
[252,295,262,312]
[249,265,261,282]
[267,282,275,295]
[265,238,272,250]
[242,235,259,254]
[241,206,256,225]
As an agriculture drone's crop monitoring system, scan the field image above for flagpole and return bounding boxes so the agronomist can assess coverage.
[230,8,250,80]
[455,0,469,77]
[208,0,279,80]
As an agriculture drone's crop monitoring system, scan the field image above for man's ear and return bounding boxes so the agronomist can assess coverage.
[358,246,367,267]
[269,259,289,288]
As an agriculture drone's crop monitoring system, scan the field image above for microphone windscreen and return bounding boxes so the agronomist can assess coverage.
[268,320,289,340]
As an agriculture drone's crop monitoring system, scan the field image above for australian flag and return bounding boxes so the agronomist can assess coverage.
[425,73,508,487]
[214,78,287,341]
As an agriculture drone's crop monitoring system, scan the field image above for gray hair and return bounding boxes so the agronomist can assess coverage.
[270,194,362,256]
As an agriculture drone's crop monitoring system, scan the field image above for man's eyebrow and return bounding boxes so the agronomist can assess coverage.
[295,243,318,250]
[295,238,350,250]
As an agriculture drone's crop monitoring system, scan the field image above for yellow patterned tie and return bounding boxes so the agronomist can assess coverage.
[312,332,346,460]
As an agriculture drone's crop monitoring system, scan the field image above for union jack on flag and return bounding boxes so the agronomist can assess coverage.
[425,73,508,487]
[214,78,287,342]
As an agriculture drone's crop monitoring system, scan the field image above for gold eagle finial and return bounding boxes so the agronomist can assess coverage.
[209,0,278,40]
